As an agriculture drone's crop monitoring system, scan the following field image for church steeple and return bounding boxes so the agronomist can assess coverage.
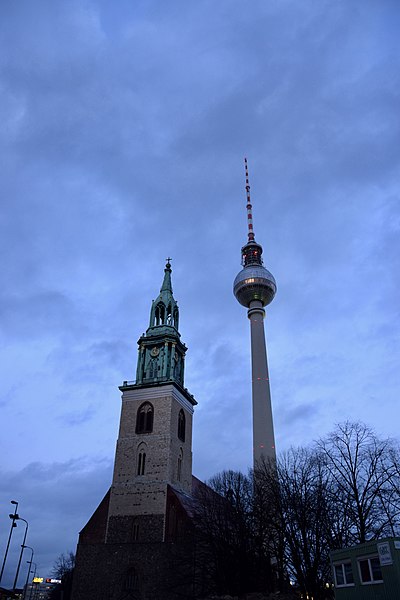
[148,259,179,332]
[135,260,186,387]
[106,259,197,548]
[161,258,173,291]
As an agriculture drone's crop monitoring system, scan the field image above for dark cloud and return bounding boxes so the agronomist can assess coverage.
[1,0,399,584]
[0,459,112,587]
[59,405,98,427]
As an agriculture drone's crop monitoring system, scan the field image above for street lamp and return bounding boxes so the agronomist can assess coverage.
[22,546,34,600]
[29,562,37,600]
[12,515,29,590]
[0,500,19,585]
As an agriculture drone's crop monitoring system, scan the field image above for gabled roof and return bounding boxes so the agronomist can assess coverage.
[79,488,110,543]
[168,475,221,521]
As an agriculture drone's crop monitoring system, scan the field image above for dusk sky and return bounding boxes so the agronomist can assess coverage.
[1,0,399,586]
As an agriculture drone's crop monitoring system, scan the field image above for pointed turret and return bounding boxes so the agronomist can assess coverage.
[134,260,187,389]
[160,260,173,291]
[148,260,179,333]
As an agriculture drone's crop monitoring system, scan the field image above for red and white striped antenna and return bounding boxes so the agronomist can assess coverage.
[244,157,255,242]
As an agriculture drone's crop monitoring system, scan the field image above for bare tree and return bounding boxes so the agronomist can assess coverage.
[255,448,336,600]
[193,470,274,596]
[253,421,400,599]
[195,422,400,599]
[318,421,400,543]
[50,551,76,600]
[52,551,75,579]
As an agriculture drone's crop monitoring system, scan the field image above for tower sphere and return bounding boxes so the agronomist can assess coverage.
[233,264,277,308]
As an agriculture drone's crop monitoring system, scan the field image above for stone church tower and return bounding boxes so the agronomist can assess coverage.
[107,260,196,543]
[72,261,198,600]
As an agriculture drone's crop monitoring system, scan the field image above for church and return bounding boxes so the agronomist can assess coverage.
[71,260,208,600]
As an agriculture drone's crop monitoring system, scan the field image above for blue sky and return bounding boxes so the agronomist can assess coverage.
[1,0,399,586]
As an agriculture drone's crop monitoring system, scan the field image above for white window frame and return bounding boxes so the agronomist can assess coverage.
[357,555,383,585]
[333,561,355,587]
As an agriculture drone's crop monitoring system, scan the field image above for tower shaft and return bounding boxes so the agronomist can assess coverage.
[233,158,277,470]
[248,301,276,465]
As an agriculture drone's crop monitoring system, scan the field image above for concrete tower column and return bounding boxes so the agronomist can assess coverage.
[248,300,275,464]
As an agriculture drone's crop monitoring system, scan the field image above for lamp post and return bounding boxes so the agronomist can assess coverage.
[22,546,34,600]
[29,562,37,600]
[12,516,29,590]
[0,500,19,585]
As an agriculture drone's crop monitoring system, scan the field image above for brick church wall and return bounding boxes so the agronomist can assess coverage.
[72,539,196,600]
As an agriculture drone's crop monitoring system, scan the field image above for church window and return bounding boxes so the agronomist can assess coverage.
[159,303,165,323]
[131,520,139,541]
[136,402,153,434]
[178,409,185,442]
[177,448,183,482]
[149,358,157,378]
[137,450,146,476]
[124,567,139,591]
[173,308,179,329]
[154,302,165,326]
[173,355,180,380]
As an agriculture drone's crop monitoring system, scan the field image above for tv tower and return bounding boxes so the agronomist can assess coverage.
[233,158,277,468]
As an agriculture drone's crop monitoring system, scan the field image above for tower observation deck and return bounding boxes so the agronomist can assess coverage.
[233,158,277,467]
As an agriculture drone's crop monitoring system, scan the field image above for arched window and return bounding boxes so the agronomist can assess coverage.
[177,448,183,482]
[174,354,180,381]
[136,402,154,434]
[159,302,165,324]
[131,519,139,541]
[173,308,179,330]
[166,304,172,325]
[149,358,157,378]
[137,449,146,476]
[178,409,185,442]
[124,567,139,592]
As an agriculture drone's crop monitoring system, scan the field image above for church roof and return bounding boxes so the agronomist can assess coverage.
[79,488,110,543]
[168,475,221,520]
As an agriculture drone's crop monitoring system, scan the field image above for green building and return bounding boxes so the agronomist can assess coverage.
[331,537,400,600]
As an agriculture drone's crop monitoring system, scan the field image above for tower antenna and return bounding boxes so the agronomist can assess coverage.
[244,157,255,243]
[234,159,277,468]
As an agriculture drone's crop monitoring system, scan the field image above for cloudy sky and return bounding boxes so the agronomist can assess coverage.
[1,0,399,586]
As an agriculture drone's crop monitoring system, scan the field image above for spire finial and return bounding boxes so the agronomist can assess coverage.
[244,157,255,243]
[165,257,172,270]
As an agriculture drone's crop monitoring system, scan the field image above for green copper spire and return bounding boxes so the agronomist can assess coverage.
[148,259,179,332]
[160,257,173,292]
[135,259,186,387]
